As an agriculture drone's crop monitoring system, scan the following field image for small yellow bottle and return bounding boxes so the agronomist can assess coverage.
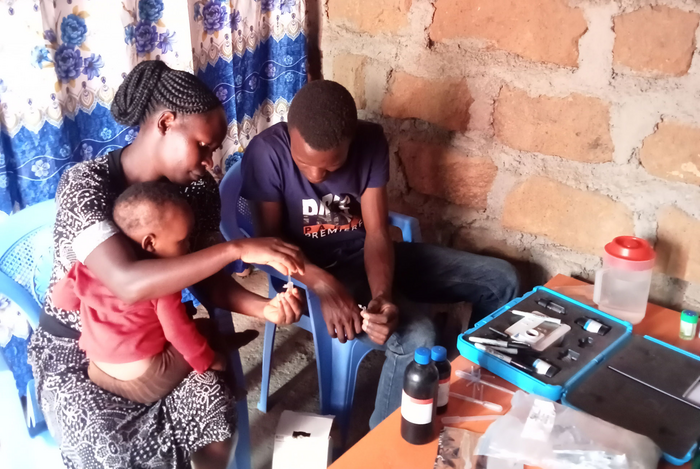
[679,310,698,340]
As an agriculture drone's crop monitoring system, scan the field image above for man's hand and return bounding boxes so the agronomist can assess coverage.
[232,238,305,276]
[361,295,399,345]
[263,288,303,325]
[315,278,363,344]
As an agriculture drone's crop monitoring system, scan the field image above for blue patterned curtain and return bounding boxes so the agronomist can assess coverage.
[0,0,307,396]
[192,0,307,174]
[0,0,307,214]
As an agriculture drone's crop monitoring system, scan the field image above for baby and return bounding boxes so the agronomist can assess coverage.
[52,181,224,404]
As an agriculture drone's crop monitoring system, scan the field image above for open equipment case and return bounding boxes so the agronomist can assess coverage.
[458,286,700,465]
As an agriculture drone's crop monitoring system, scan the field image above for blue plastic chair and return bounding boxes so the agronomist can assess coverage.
[0,199,251,469]
[219,161,421,441]
[0,200,62,469]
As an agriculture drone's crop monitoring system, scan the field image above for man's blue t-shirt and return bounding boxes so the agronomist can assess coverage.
[241,121,389,268]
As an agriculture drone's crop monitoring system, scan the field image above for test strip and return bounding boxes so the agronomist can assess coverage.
[468,337,531,349]
[489,327,510,339]
[511,310,562,324]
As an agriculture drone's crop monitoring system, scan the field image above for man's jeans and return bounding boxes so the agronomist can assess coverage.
[326,242,519,429]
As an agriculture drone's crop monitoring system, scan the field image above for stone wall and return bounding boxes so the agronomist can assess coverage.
[321,0,700,309]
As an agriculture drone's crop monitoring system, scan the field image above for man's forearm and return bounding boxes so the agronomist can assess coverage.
[292,256,339,293]
[364,230,394,301]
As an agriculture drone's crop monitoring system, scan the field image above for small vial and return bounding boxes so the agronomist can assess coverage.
[680,310,698,340]
[537,298,566,314]
[575,317,610,335]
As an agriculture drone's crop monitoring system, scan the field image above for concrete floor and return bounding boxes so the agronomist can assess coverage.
[229,269,467,469]
[230,270,384,469]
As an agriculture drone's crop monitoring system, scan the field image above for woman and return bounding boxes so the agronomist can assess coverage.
[28,60,304,468]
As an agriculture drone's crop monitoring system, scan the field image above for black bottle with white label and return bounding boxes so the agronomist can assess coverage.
[401,347,438,445]
[431,346,451,414]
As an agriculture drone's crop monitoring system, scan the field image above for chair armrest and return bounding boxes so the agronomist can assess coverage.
[388,212,422,243]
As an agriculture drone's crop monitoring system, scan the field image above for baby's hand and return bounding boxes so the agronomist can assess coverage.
[263,288,303,325]
[210,352,227,371]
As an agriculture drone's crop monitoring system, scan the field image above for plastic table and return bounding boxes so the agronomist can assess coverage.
[329,274,700,469]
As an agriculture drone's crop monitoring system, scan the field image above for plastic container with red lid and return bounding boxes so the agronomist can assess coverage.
[594,236,656,324]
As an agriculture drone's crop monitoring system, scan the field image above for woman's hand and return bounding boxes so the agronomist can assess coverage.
[230,238,305,276]
[262,288,304,325]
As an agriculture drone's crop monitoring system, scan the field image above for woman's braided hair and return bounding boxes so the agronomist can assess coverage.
[111,60,222,126]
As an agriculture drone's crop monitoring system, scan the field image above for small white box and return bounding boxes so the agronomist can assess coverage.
[272,411,334,469]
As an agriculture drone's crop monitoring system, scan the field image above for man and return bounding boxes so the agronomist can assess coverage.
[241,80,519,428]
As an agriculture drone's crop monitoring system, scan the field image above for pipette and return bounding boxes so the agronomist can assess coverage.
[449,392,503,412]
[456,370,515,395]
[441,414,500,425]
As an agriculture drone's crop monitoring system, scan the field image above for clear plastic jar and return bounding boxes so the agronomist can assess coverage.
[593,236,655,325]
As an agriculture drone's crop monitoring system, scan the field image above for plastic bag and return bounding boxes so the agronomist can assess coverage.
[475,391,661,469]
[435,427,481,469]
[474,457,523,469]
[435,427,523,469]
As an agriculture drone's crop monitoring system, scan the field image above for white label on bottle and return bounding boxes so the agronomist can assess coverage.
[533,360,552,376]
[585,320,603,334]
[680,321,695,337]
[401,391,433,425]
[437,378,450,407]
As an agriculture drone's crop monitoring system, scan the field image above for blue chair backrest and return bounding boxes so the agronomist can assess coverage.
[220,161,253,241]
[0,200,56,330]
[0,199,56,434]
